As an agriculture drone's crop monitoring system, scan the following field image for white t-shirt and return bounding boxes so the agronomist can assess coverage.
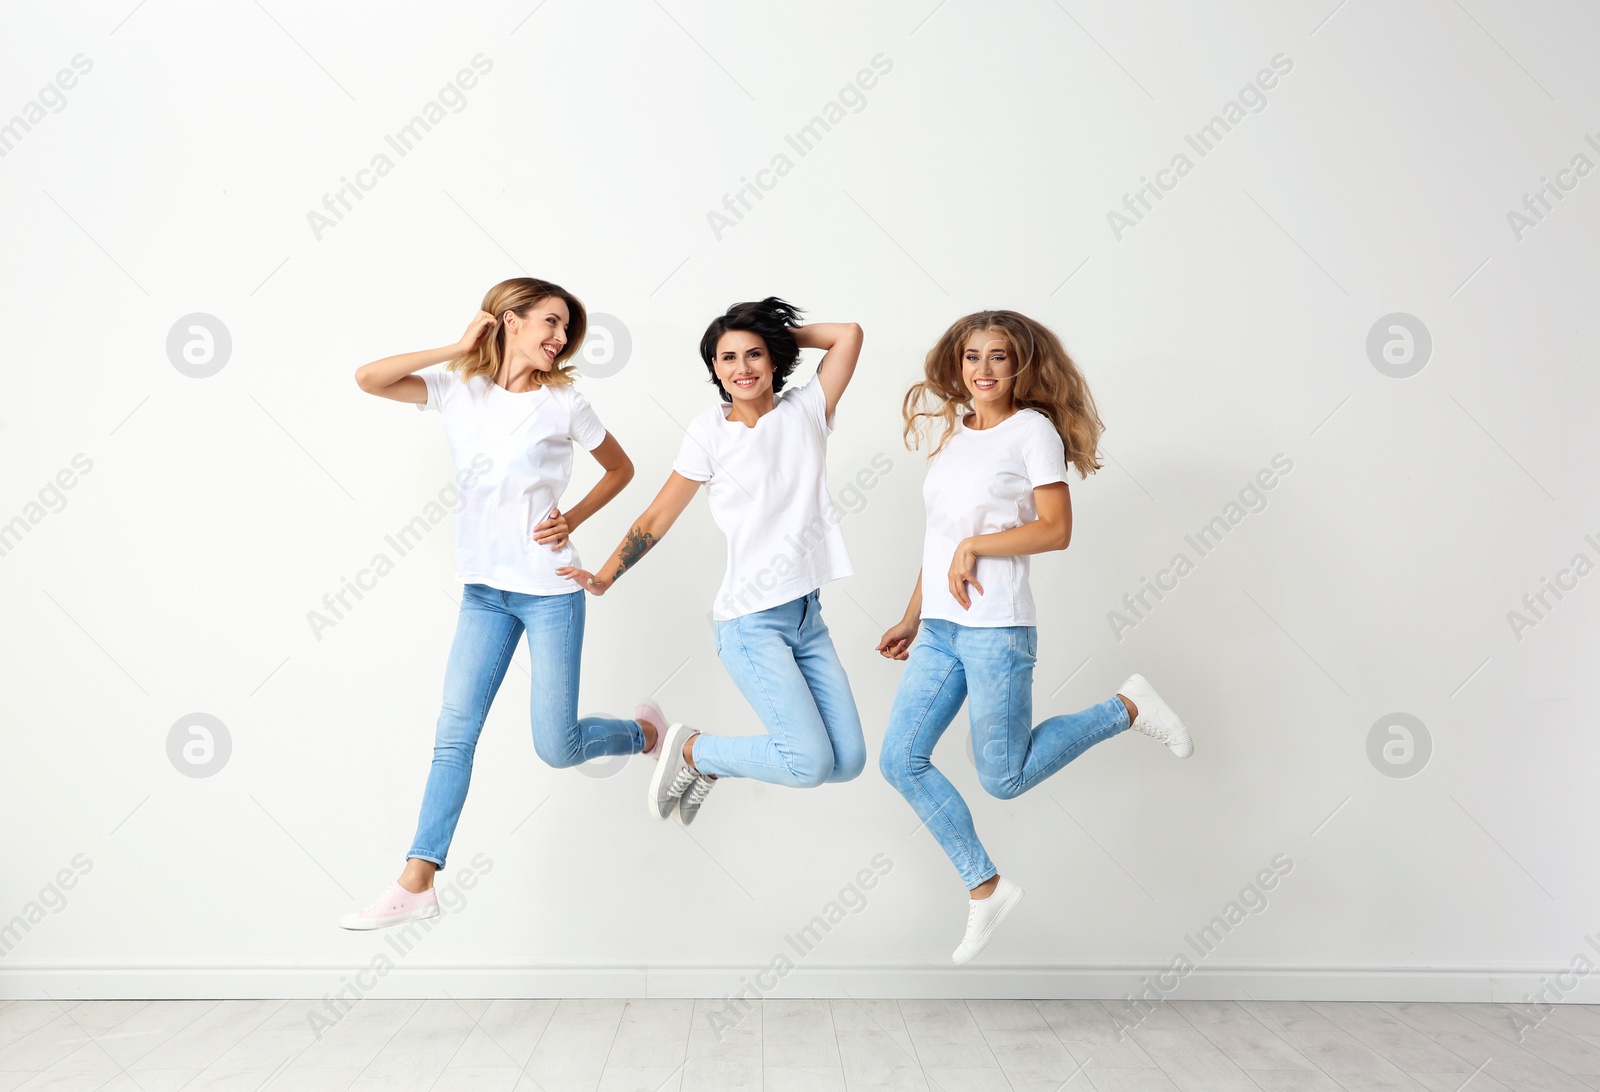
[417,368,607,595]
[919,408,1071,627]
[672,376,854,621]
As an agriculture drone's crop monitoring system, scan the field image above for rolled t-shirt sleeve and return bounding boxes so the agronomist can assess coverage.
[416,367,450,412]
[1022,417,1071,488]
[796,375,834,437]
[567,388,608,451]
[671,417,716,482]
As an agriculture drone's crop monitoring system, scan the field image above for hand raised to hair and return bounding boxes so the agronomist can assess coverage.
[457,310,497,353]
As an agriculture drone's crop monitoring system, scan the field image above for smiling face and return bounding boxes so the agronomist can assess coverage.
[505,295,571,371]
[962,328,1015,409]
[713,329,774,405]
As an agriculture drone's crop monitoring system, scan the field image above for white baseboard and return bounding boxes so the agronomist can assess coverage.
[2,962,1595,1004]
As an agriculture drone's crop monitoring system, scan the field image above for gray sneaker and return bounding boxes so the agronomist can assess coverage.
[674,774,716,827]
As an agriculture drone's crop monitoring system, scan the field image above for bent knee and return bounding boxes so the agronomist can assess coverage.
[533,734,584,769]
[779,749,833,789]
[831,750,867,784]
[978,772,1025,801]
[431,738,475,765]
[878,745,922,788]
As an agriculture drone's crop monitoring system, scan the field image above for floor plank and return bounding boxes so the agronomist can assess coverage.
[3,997,1595,1092]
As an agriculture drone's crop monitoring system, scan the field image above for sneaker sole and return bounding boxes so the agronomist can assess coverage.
[648,723,695,820]
[338,904,439,932]
[954,885,1024,966]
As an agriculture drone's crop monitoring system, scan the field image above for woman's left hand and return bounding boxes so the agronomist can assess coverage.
[557,566,610,595]
[948,538,984,610]
[532,507,570,549]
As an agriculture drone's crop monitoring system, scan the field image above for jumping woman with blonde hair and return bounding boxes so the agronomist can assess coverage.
[340,277,661,930]
[876,310,1195,964]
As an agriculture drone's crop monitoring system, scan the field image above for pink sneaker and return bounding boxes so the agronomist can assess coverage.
[338,881,439,931]
[636,700,669,760]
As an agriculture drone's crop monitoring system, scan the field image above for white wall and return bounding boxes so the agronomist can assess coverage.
[2,0,1598,1004]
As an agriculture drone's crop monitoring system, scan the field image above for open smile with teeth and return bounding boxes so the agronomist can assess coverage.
[732,375,759,388]
[973,378,998,391]
[542,344,559,361]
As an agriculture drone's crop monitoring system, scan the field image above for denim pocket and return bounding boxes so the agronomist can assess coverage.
[1008,625,1037,666]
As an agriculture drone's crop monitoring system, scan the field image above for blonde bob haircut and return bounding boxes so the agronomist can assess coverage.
[446,277,588,389]
[902,309,1105,478]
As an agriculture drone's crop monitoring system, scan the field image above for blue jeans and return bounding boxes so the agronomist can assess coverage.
[693,590,867,786]
[408,584,644,866]
[878,618,1130,888]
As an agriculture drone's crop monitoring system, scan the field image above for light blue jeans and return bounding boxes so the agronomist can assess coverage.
[693,589,867,786]
[408,584,644,866]
[879,618,1130,888]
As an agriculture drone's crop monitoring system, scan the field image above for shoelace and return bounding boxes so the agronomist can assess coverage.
[1132,717,1174,744]
[682,776,714,809]
[367,883,405,913]
[665,766,698,799]
[962,897,984,938]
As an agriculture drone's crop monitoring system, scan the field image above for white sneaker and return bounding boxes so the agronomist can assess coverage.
[1117,673,1193,758]
[338,881,439,931]
[674,774,716,827]
[954,876,1024,965]
[648,723,699,820]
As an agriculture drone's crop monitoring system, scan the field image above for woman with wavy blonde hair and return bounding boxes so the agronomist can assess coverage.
[338,277,661,930]
[877,309,1196,964]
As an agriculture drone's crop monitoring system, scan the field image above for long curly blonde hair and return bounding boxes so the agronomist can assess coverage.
[902,310,1105,478]
[447,277,587,389]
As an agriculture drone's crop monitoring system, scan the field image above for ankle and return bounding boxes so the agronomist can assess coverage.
[1117,693,1138,724]
[682,733,716,779]
[970,875,1001,900]
[398,861,436,893]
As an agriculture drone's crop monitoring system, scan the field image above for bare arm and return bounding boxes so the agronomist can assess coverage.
[948,483,1072,610]
[530,433,635,549]
[794,322,863,423]
[556,471,703,594]
[354,311,495,404]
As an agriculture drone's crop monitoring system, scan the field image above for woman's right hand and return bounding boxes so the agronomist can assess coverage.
[876,618,920,661]
[457,310,498,352]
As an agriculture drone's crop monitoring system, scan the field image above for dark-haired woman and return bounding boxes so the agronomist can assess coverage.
[560,298,867,827]
[340,278,661,930]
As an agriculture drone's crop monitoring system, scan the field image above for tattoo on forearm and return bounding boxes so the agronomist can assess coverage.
[615,527,657,579]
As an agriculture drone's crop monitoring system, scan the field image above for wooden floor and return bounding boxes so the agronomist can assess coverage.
[0,997,1597,1091]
